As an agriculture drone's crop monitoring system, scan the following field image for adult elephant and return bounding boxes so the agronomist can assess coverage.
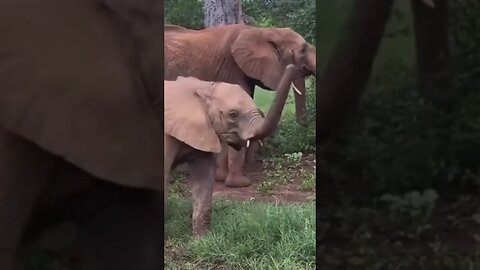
[165,24,316,187]
[0,0,164,269]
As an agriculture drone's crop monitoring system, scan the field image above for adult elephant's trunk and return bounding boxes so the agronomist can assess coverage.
[293,44,316,123]
[306,44,317,76]
[251,64,296,140]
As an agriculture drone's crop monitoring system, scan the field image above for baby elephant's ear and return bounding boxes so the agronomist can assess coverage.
[164,80,222,153]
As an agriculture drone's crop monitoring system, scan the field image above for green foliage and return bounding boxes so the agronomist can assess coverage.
[318,0,480,196]
[164,0,203,29]
[165,197,316,269]
[164,0,316,44]
[302,171,316,191]
[243,0,316,44]
[257,152,315,195]
[318,193,480,269]
[262,80,316,156]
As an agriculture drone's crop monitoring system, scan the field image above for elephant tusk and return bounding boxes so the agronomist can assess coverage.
[292,83,302,96]
[246,140,250,148]
[259,140,263,147]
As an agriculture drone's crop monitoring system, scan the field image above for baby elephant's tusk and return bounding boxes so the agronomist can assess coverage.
[246,140,250,148]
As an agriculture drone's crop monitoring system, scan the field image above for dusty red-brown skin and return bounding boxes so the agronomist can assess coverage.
[165,24,316,188]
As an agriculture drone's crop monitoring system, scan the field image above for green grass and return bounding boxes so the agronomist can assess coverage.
[254,87,296,117]
[254,77,315,119]
[165,196,316,270]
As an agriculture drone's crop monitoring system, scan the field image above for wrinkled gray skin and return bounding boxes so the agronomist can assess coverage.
[0,0,164,269]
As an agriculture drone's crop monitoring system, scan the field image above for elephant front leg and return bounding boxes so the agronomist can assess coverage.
[189,153,215,236]
[214,143,228,182]
[225,146,251,187]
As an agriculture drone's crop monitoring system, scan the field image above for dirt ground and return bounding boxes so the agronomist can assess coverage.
[174,154,316,205]
[212,173,314,204]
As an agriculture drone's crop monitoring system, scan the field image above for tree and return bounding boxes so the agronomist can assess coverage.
[410,0,449,96]
[203,0,243,28]
[316,0,395,143]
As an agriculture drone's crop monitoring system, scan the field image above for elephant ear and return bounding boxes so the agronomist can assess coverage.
[231,27,288,90]
[164,78,222,153]
[0,0,163,190]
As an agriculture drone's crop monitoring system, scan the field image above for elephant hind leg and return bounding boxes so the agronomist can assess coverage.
[0,129,59,270]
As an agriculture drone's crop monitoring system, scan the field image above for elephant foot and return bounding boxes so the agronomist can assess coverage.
[215,166,228,182]
[225,173,251,187]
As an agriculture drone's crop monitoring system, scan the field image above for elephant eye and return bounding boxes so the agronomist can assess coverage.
[300,43,307,53]
[228,110,240,119]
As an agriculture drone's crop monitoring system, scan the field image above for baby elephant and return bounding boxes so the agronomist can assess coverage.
[164,64,297,235]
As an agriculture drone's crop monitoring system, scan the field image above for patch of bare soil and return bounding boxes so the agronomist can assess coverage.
[176,154,316,205]
[213,168,315,205]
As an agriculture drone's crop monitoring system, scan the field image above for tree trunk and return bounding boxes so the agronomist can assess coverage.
[411,0,449,95]
[203,0,243,28]
[316,0,395,143]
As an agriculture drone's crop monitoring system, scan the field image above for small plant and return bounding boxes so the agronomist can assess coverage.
[284,152,303,166]
[379,189,439,239]
[257,152,311,195]
[302,172,316,191]
[169,171,187,195]
[257,179,277,195]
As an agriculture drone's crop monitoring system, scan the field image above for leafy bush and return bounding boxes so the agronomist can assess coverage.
[164,0,316,45]
[164,0,203,29]
[243,0,316,44]
[262,80,316,156]
[318,0,480,196]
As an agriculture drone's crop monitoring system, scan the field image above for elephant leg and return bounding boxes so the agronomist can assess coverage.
[164,170,170,221]
[244,140,261,170]
[74,189,163,270]
[189,153,215,236]
[229,83,256,185]
[0,129,57,270]
[164,135,180,227]
[214,143,228,182]
[225,146,250,187]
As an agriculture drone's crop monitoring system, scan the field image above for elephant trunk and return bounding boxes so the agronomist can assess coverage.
[252,64,296,140]
[306,44,317,77]
[293,78,307,123]
[292,44,316,123]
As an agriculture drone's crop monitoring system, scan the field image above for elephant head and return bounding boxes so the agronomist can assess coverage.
[164,65,297,153]
[230,26,316,94]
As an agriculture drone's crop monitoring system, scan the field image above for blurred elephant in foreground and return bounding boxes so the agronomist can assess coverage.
[0,0,164,269]
[165,24,316,188]
[164,65,297,235]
